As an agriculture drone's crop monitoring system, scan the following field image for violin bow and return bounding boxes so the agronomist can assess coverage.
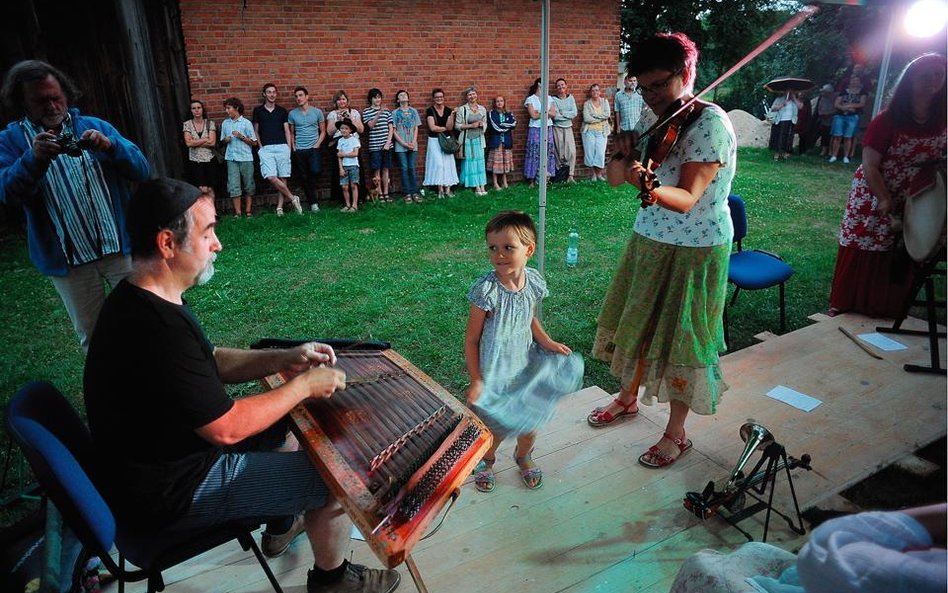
[638,4,820,143]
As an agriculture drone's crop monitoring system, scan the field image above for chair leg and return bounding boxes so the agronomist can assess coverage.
[240,532,286,593]
[730,286,742,306]
[723,305,731,348]
[779,282,787,333]
[119,554,126,593]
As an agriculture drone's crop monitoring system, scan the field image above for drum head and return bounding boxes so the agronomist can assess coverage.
[903,169,947,263]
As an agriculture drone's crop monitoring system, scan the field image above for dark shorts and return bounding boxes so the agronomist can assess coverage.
[369,149,393,171]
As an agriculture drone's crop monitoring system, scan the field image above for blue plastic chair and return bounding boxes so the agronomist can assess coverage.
[5,381,284,593]
[726,195,794,344]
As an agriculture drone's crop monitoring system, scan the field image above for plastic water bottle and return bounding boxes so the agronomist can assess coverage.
[565,228,579,267]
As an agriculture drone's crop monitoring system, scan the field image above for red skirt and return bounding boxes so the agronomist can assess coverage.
[829,244,918,318]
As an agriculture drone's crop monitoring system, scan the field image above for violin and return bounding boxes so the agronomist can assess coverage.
[638,99,706,207]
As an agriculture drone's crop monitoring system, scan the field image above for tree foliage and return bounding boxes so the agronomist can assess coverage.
[618,0,939,116]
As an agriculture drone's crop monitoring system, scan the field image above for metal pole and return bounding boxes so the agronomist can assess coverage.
[537,0,551,320]
[873,4,899,119]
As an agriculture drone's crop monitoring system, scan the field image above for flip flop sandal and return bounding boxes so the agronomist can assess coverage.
[638,432,693,468]
[587,398,638,427]
[474,468,495,492]
[514,450,543,490]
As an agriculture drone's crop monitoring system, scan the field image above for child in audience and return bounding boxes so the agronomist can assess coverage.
[336,120,361,212]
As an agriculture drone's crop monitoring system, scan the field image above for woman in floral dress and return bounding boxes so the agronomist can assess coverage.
[829,53,947,318]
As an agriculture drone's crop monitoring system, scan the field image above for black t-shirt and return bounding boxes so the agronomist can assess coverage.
[425,105,453,138]
[252,104,289,146]
[84,280,234,528]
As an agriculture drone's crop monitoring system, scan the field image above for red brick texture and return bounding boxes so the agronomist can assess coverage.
[180,0,620,199]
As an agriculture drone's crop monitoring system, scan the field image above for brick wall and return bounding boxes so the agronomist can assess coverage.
[180,0,621,202]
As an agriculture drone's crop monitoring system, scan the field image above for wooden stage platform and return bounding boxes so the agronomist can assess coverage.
[102,313,946,593]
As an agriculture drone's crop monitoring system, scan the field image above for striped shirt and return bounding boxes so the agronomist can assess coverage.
[22,117,120,266]
[362,107,392,152]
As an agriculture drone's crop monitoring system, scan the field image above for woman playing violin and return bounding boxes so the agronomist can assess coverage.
[588,32,738,469]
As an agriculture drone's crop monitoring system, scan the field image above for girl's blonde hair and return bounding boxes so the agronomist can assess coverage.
[493,96,507,112]
[485,210,537,246]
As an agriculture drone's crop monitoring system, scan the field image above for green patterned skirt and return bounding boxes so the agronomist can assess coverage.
[592,232,730,415]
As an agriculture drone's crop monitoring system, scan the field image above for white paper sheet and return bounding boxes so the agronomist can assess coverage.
[857,332,908,351]
[766,385,823,412]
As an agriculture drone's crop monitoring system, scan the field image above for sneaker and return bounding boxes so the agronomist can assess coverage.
[276,207,284,217]
[310,202,320,212]
[261,514,305,558]
[843,157,850,164]
[307,563,400,593]
[291,195,304,214]
[828,156,837,163]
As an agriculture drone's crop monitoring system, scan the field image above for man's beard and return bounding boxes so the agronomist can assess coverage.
[196,253,217,286]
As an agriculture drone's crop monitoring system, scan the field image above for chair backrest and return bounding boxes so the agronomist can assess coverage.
[6,381,117,560]
[728,194,748,245]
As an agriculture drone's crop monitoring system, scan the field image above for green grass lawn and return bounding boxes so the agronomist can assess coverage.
[0,147,856,415]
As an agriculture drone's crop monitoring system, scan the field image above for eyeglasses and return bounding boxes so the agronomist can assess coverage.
[635,70,682,95]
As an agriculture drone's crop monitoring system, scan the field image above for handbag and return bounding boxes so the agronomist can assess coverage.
[438,132,459,154]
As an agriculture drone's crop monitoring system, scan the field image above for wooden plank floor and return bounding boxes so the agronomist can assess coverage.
[102,313,946,593]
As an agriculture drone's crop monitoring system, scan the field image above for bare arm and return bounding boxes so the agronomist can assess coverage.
[213,342,336,384]
[622,160,721,214]
[464,305,487,404]
[315,120,327,148]
[860,146,891,214]
[195,366,345,445]
[531,316,571,354]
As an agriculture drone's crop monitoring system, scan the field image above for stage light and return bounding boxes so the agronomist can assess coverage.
[904,0,948,38]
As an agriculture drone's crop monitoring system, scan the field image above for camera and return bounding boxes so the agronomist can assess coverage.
[53,132,90,157]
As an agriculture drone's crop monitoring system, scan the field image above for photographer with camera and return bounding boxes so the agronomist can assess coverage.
[0,60,151,352]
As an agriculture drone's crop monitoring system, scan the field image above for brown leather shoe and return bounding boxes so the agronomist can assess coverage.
[260,514,305,558]
[307,563,400,593]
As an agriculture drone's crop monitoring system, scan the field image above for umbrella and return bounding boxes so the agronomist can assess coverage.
[764,77,815,93]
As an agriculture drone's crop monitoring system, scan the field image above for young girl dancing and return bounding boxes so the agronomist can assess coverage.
[465,210,583,492]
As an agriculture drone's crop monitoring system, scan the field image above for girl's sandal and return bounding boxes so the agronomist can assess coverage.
[514,449,543,490]
[587,398,638,427]
[638,432,693,468]
[473,457,496,493]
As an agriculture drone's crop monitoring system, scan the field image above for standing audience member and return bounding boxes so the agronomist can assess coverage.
[550,78,578,183]
[326,91,364,203]
[486,96,517,191]
[253,84,300,215]
[592,32,737,469]
[288,86,326,212]
[362,88,393,202]
[83,177,401,593]
[336,120,361,212]
[768,91,801,161]
[614,74,646,134]
[581,83,612,181]
[794,91,812,155]
[813,84,837,156]
[391,90,421,203]
[221,97,257,218]
[423,88,459,198]
[828,76,867,164]
[829,53,947,318]
[523,78,557,188]
[0,60,150,351]
[455,87,488,196]
[182,99,217,198]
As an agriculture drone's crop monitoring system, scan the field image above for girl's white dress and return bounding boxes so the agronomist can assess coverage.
[467,267,583,433]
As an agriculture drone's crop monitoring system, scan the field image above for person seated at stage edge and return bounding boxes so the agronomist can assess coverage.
[82,177,400,593]
[669,503,947,593]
